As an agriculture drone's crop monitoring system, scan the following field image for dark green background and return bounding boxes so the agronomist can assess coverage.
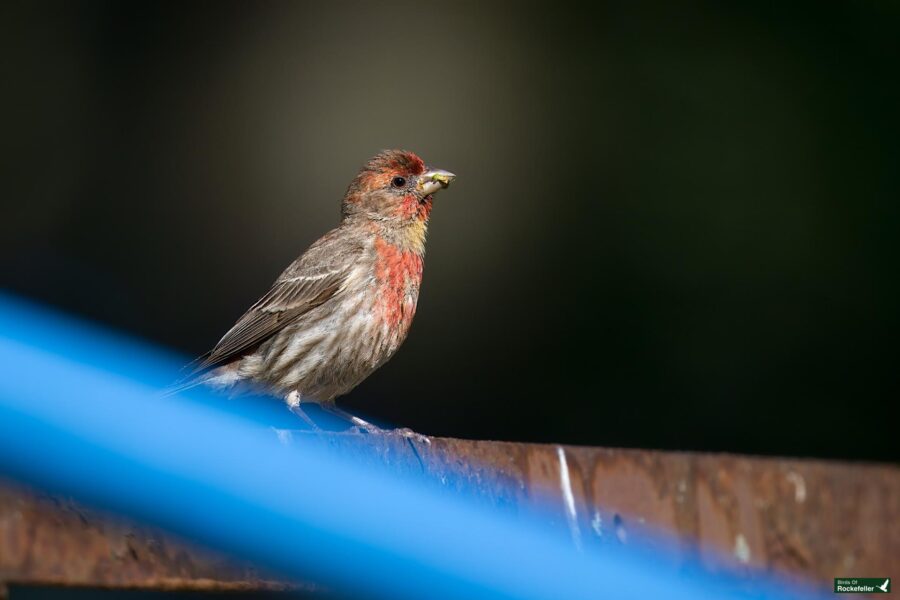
[3,1,898,460]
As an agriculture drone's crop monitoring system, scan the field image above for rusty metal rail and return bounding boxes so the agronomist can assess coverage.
[1,433,897,596]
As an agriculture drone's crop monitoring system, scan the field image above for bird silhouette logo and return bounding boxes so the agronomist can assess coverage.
[877,578,890,593]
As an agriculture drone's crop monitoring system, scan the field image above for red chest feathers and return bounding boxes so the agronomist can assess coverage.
[373,238,424,331]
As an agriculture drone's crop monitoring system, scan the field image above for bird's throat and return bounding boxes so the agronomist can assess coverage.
[400,219,428,256]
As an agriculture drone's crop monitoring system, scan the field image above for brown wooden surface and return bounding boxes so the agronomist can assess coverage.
[1,433,897,595]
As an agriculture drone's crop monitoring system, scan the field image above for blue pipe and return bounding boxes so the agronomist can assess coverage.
[0,294,818,599]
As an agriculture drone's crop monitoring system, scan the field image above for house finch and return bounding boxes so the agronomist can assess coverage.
[174,149,455,434]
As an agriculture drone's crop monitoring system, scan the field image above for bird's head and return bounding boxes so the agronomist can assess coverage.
[342,150,455,228]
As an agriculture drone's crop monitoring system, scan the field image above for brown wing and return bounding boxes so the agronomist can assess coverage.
[191,268,345,373]
[184,229,363,377]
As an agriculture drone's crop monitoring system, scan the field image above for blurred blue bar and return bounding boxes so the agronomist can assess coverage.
[0,294,816,599]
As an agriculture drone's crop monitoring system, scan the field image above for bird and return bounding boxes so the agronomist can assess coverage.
[171,149,455,435]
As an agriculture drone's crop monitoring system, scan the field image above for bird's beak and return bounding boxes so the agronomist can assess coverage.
[418,169,456,195]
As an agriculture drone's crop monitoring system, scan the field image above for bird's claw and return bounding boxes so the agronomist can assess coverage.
[393,427,432,445]
[344,424,430,445]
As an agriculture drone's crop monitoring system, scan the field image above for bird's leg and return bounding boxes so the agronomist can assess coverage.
[285,392,375,434]
[318,403,385,435]
[321,404,432,445]
[285,390,322,431]
[286,394,431,445]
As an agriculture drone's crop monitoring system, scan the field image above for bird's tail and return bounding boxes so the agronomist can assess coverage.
[160,353,213,397]
[160,375,205,397]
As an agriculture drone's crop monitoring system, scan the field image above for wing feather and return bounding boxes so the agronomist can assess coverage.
[182,230,363,378]
[193,270,344,372]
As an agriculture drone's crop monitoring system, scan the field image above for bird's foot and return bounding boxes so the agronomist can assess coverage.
[288,404,323,432]
[346,415,384,434]
[341,421,430,445]
[289,400,430,443]
[391,427,432,445]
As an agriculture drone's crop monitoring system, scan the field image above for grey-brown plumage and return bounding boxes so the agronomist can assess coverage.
[172,150,455,409]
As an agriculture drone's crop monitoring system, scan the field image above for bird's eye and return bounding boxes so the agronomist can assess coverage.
[391,176,407,188]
